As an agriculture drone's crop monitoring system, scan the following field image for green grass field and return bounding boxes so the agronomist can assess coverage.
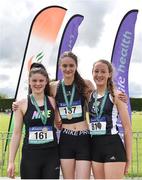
[0,112,142,177]
[132,111,142,131]
[1,111,142,132]
[0,113,11,132]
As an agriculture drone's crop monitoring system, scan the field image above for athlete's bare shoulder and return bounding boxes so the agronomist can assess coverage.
[49,80,60,97]
[48,96,56,109]
[85,79,95,88]
[84,79,95,92]
[50,80,59,87]
[16,98,27,106]
[84,79,95,101]
[14,98,28,115]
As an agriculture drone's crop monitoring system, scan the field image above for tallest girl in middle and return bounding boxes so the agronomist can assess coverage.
[50,51,95,179]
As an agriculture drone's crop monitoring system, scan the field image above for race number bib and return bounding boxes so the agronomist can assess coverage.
[89,122,106,135]
[59,105,82,119]
[29,126,54,144]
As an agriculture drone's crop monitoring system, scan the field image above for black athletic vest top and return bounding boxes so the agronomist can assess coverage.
[55,81,85,124]
[23,96,57,149]
[88,91,119,135]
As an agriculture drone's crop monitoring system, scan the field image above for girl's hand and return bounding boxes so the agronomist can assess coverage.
[12,102,19,112]
[118,91,128,103]
[124,160,131,175]
[7,162,15,179]
[56,120,62,130]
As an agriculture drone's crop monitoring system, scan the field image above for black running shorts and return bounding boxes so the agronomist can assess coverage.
[59,128,91,160]
[20,146,60,179]
[91,134,127,163]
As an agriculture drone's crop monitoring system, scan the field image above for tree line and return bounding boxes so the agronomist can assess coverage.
[0,98,141,112]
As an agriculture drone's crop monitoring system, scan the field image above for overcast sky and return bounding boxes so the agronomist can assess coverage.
[0,0,142,98]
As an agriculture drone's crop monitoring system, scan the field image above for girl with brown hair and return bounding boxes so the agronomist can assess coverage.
[89,59,132,179]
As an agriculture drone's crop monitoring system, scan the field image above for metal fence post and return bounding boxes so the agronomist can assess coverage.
[0,131,142,177]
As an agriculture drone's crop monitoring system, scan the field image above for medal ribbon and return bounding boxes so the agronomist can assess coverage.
[30,95,48,125]
[61,80,75,112]
[94,90,108,122]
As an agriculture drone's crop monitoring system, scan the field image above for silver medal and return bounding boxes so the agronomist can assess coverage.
[42,127,48,133]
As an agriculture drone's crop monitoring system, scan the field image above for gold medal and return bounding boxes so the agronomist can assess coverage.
[42,127,48,133]
[67,113,72,120]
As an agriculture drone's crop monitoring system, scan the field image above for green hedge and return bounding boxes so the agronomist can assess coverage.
[130,98,142,111]
[0,98,141,112]
[0,99,14,112]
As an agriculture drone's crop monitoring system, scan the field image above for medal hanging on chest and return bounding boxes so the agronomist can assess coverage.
[61,80,75,120]
[42,126,48,133]
[93,90,108,123]
[66,110,73,120]
[30,95,48,132]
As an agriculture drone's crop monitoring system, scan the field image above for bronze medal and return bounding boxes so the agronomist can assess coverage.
[42,127,48,133]
[67,113,73,120]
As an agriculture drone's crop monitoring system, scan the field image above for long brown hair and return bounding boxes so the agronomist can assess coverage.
[93,59,115,98]
[29,65,50,96]
[59,51,88,99]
